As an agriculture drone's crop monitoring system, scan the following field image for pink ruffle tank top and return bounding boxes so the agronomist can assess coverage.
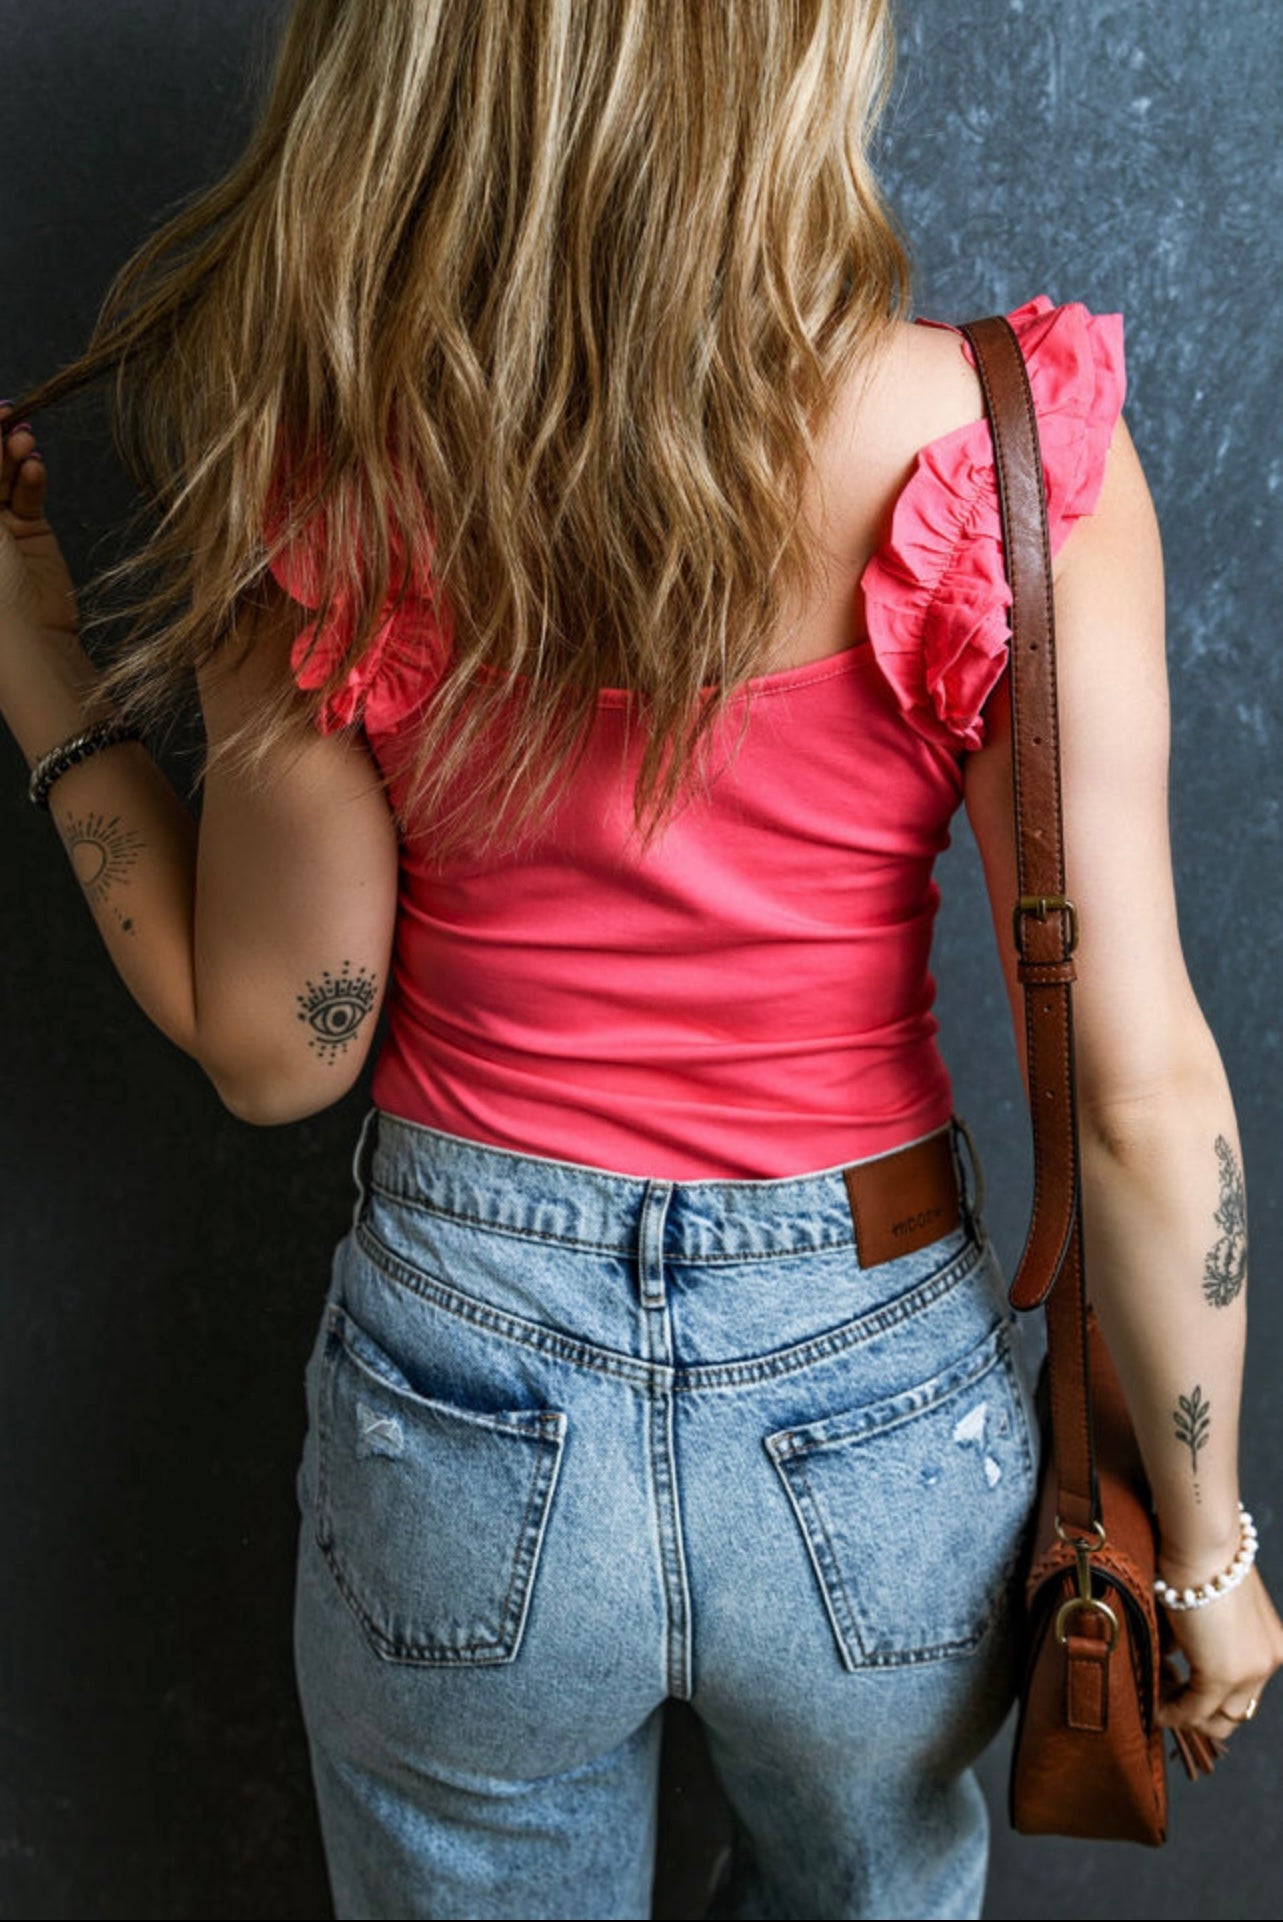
[264,293,1126,1178]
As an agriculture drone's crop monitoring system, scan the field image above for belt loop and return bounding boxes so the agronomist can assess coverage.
[350,1103,380,1231]
[949,1114,987,1244]
[636,1179,674,1309]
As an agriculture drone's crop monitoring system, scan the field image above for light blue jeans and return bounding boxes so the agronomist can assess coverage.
[292,1105,1041,1921]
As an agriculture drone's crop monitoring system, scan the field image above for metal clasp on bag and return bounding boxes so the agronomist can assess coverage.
[1012,894,1079,961]
[1052,1514,1120,1651]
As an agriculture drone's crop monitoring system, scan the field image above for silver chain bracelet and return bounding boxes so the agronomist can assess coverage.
[28,718,145,811]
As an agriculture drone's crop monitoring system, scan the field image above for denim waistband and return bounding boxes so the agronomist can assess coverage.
[348,1105,987,1264]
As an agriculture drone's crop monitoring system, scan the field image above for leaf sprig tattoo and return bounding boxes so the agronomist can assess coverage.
[1203,1134,1247,1308]
[1173,1384,1211,1481]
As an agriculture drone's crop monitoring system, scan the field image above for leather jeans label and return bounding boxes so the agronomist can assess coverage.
[842,1128,962,1269]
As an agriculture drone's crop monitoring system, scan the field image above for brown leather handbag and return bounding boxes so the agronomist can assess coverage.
[955,313,1223,1843]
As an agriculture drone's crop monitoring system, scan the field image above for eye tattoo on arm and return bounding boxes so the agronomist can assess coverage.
[1172,1384,1210,1498]
[295,960,379,1065]
[1202,1134,1247,1308]
[59,808,146,932]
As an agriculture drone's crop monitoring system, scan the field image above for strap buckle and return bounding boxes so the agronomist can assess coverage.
[1012,894,1079,961]
[1052,1514,1120,1650]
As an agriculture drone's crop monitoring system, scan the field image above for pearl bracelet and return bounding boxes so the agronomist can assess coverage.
[1154,1503,1257,1612]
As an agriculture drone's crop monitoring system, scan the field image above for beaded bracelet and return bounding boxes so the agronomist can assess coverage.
[1154,1502,1258,1612]
[28,718,144,810]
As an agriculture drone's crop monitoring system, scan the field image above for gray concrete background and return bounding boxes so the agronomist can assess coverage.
[0,2,1278,1915]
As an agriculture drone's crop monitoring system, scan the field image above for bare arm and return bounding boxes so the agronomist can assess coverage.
[190,578,400,1121]
[1,627,205,1062]
[963,411,1283,1736]
[0,423,398,1122]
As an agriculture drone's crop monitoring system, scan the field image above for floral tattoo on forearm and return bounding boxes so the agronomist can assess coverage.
[1203,1134,1247,1308]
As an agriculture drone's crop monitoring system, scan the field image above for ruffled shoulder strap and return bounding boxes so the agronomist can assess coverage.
[859,292,1127,755]
[262,454,450,738]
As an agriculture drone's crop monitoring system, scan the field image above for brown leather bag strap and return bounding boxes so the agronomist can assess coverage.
[957,314,1097,1532]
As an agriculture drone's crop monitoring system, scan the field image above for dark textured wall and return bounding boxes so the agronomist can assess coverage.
[1,3,1279,1917]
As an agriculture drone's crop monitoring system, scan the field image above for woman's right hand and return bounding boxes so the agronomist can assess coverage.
[1155,1561,1283,1744]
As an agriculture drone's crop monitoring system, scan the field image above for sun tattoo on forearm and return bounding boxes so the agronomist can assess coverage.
[1203,1134,1247,1308]
[295,960,379,1065]
[59,808,146,931]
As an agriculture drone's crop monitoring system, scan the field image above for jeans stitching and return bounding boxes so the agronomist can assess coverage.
[363,1175,870,1263]
[351,1215,988,1392]
[328,1299,566,1441]
[768,1318,1012,1457]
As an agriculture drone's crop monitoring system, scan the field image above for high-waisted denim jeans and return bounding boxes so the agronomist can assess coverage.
[292,1105,1041,1922]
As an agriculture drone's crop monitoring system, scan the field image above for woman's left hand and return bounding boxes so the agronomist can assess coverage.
[0,403,80,639]
[1155,1564,1283,1745]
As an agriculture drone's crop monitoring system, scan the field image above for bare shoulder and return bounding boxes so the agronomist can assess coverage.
[893,313,989,436]
[830,315,987,474]
[816,316,989,570]
[1051,409,1157,582]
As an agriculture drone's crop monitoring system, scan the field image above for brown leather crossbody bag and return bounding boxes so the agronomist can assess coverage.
[955,314,1222,1844]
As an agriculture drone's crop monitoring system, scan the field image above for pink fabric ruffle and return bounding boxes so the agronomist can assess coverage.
[262,458,449,737]
[859,293,1127,755]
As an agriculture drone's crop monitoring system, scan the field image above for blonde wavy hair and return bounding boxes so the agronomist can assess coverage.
[9,0,913,866]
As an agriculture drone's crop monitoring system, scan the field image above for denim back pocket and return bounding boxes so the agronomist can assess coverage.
[765,1317,1036,1670]
[315,1299,567,1666]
